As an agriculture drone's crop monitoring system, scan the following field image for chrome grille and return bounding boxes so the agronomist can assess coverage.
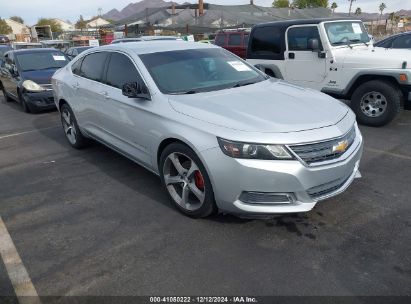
[289,126,356,165]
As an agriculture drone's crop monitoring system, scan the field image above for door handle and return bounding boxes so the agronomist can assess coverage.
[288,52,295,59]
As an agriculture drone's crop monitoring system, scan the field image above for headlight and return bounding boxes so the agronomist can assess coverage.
[217,138,293,160]
[22,80,45,92]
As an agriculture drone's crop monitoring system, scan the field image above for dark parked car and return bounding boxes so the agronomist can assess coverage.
[374,31,411,49]
[65,46,94,60]
[0,35,10,44]
[0,48,69,112]
[0,45,12,65]
[214,30,249,59]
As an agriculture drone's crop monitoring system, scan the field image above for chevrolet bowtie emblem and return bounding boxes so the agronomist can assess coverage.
[332,140,349,153]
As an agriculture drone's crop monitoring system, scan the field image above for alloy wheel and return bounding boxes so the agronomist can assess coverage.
[61,109,77,145]
[360,91,387,117]
[163,152,206,211]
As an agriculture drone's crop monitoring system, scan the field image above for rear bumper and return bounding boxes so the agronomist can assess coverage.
[22,90,56,111]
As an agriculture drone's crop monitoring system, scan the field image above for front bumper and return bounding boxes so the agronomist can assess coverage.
[22,90,56,111]
[201,127,363,215]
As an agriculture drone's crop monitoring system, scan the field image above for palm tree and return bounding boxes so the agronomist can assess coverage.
[379,3,386,21]
[331,2,338,14]
[348,0,356,16]
[355,7,362,15]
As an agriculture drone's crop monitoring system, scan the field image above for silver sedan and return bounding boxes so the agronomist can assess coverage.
[52,41,363,218]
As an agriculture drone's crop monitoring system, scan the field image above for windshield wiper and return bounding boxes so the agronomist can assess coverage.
[231,81,257,88]
[169,90,199,95]
[349,39,369,47]
[23,67,61,72]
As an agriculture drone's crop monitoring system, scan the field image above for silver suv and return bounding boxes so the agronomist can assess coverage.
[52,41,363,218]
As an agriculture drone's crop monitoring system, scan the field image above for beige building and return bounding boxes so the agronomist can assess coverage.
[5,19,30,41]
[52,19,75,31]
[86,17,110,28]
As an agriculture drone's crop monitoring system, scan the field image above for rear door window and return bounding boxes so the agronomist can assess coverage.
[215,34,226,46]
[80,52,108,82]
[228,34,241,46]
[105,52,142,89]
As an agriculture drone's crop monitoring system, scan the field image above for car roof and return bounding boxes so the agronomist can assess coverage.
[94,40,216,55]
[41,40,70,44]
[375,31,411,44]
[12,48,65,54]
[70,46,92,49]
[112,36,181,42]
[252,18,360,30]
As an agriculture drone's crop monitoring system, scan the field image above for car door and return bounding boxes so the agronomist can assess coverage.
[97,51,153,167]
[284,25,327,84]
[72,51,110,137]
[2,53,19,98]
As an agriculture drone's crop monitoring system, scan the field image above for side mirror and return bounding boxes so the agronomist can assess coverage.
[307,38,320,51]
[122,81,150,100]
[12,66,19,76]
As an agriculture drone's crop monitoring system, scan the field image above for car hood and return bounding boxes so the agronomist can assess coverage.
[168,79,349,133]
[20,68,58,85]
[334,45,411,69]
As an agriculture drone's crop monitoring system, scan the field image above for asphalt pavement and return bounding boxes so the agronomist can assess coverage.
[0,96,410,297]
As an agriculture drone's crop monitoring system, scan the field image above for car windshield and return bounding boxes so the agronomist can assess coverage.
[139,48,266,94]
[16,51,69,71]
[324,21,370,46]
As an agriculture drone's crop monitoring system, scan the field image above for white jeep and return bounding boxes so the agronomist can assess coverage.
[246,18,411,126]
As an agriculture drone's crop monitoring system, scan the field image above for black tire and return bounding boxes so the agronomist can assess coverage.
[159,143,216,218]
[18,92,31,113]
[60,103,88,149]
[350,80,400,127]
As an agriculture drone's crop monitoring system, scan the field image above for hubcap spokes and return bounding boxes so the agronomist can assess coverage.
[62,110,77,144]
[163,152,205,211]
[360,91,387,118]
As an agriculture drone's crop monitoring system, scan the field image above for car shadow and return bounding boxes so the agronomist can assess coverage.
[31,116,177,214]
[30,115,328,226]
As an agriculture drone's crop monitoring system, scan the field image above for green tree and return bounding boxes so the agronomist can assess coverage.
[355,7,362,15]
[348,0,356,16]
[292,0,328,9]
[331,2,338,13]
[75,15,88,29]
[37,18,62,33]
[10,16,24,24]
[273,0,290,8]
[0,18,12,34]
[379,3,386,20]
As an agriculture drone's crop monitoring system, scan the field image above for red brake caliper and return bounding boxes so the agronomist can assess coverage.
[194,170,205,191]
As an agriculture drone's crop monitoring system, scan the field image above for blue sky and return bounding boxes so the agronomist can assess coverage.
[1,0,409,25]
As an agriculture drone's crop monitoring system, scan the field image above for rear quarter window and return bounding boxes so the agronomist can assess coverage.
[249,26,283,59]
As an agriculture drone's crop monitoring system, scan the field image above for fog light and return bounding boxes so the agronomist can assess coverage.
[239,192,294,205]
